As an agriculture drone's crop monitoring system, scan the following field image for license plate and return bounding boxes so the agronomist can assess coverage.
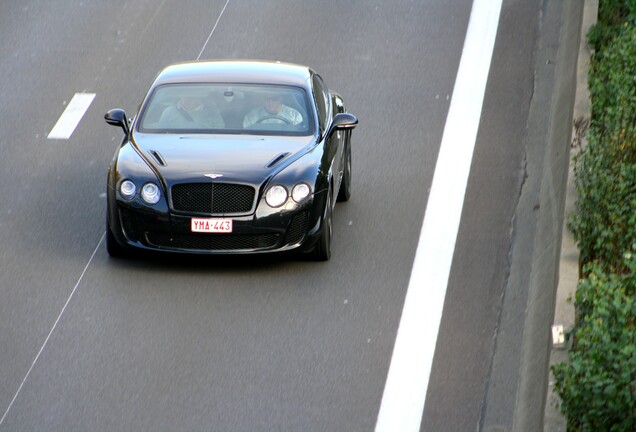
[191,218,233,233]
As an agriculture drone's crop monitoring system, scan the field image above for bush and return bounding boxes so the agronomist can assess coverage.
[552,261,636,431]
[555,3,636,430]
[569,24,636,273]
[588,0,636,52]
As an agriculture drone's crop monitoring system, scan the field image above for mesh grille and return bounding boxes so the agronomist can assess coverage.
[146,232,279,251]
[285,212,308,245]
[171,183,255,214]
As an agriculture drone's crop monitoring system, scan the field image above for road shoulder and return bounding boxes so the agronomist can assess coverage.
[543,0,597,430]
[480,0,585,430]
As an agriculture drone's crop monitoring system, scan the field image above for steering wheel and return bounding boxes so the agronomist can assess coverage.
[255,115,292,125]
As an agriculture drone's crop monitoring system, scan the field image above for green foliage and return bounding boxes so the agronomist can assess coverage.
[552,261,636,431]
[588,0,636,52]
[556,3,636,430]
[570,24,636,272]
[599,0,636,26]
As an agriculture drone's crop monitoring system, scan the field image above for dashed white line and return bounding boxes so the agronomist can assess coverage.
[1,2,234,428]
[374,0,503,431]
[47,93,96,140]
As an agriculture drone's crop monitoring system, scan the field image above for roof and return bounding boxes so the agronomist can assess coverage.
[152,60,313,88]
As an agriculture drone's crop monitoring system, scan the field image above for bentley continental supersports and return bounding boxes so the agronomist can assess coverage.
[105,60,358,260]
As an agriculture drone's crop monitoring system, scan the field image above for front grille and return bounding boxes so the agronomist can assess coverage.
[146,232,279,251]
[285,212,308,245]
[171,183,255,214]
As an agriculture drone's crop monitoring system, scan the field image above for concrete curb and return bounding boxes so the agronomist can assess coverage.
[543,1,598,430]
[479,0,585,430]
[511,0,583,429]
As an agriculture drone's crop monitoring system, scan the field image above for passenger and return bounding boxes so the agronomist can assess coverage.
[243,93,302,128]
[159,92,225,129]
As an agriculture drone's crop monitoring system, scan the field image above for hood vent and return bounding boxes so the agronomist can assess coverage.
[266,152,290,168]
[148,150,167,167]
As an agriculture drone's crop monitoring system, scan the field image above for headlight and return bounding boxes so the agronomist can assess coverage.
[291,183,311,203]
[265,185,288,207]
[120,180,136,200]
[141,182,161,204]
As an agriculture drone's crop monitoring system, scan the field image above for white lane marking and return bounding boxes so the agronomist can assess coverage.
[47,93,96,140]
[374,0,503,430]
[0,233,105,427]
[196,0,231,60]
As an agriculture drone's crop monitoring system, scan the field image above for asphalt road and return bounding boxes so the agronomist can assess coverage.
[0,1,576,431]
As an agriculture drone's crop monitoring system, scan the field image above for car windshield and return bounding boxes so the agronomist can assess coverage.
[137,83,313,136]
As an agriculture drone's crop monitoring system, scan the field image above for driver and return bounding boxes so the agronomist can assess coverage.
[243,93,302,128]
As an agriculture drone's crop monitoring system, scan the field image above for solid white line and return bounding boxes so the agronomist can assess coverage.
[196,0,231,61]
[374,0,503,430]
[47,93,96,140]
[0,233,105,428]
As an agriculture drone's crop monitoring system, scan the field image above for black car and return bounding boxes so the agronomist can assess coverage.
[105,60,358,260]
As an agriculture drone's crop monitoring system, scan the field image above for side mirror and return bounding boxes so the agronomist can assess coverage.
[105,108,130,136]
[333,113,358,129]
[327,113,358,138]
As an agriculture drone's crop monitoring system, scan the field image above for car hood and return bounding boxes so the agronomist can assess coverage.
[131,132,315,185]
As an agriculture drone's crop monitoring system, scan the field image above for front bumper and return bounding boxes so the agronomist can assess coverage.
[108,191,326,255]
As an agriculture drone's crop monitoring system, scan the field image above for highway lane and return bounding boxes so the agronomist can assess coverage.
[0,1,567,431]
[0,2,466,429]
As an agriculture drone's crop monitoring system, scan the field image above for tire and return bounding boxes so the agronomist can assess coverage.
[337,136,351,202]
[312,193,332,261]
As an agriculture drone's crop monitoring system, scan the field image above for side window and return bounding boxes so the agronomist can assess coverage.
[312,75,330,132]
